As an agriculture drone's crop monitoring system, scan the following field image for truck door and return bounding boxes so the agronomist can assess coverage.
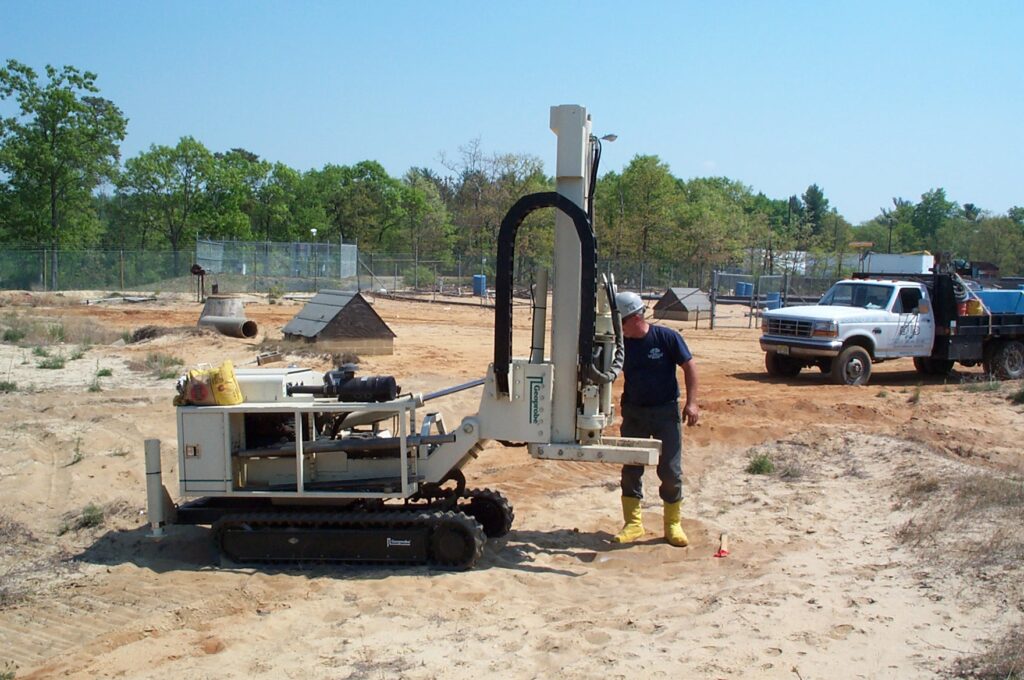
[890,285,933,356]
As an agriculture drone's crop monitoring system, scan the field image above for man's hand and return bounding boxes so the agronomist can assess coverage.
[683,402,699,427]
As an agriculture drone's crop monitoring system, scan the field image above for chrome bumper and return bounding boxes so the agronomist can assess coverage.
[760,336,842,358]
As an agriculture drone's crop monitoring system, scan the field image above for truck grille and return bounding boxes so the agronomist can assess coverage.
[766,318,812,337]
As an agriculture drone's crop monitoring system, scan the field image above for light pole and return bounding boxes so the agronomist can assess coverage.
[310,228,318,291]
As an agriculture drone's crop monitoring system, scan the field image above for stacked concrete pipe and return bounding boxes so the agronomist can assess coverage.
[198,294,258,338]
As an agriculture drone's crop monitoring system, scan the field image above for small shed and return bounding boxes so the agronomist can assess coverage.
[653,287,711,322]
[282,290,396,355]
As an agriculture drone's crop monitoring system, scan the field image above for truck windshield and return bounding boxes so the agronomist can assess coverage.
[818,283,894,310]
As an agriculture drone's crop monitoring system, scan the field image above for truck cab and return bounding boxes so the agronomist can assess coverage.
[760,279,936,384]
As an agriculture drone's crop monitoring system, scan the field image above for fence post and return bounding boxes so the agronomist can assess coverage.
[120,250,125,290]
[710,270,718,330]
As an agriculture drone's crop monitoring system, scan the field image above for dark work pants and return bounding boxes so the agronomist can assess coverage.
[619,401,683,503]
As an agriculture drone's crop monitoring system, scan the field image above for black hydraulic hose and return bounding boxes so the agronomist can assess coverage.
[587,136,601,226]
[493,192,597,396]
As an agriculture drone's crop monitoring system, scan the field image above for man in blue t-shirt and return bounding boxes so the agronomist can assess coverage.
[612,291,700,547]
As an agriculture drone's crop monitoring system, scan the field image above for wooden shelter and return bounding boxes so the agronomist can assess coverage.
[652,287,711,322]
[282,290,396,355]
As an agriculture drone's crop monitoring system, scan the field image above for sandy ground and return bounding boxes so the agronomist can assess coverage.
[0,290,1022,679]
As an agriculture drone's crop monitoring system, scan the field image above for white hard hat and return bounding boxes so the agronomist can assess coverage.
[615,291,645,319]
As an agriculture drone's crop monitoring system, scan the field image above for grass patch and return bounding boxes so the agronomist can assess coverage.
[36,355,66,369]
[32,346,49,357]
[0,381,16,393]
[746,453,775,475]
[964,378,1002,393]
[88,377,102,392]
[47,323,66,343]
[148,353,184,379]
[96,367,113,377]
[65,439,84,466]
[69,347,86,361]
[57,503,104,535]
[2,328,25,343]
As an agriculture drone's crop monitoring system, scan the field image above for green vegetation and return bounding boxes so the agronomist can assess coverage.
[57,503,104,535]
[139,352,183,379]
[36,355,66,369]
[2,328,25,343]
[66,438,83,466]
[746,453,775,475]
[0,381,15,393]
[32,346,48,357]
[964,379,1002,393]
[1,58,1023,293]
[96,367,113,377]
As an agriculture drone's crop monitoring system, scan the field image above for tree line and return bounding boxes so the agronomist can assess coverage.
[2,59,1022,290]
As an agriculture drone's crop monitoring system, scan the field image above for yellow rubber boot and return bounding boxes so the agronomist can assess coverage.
[612,496,646,543]
[663,501,689,547]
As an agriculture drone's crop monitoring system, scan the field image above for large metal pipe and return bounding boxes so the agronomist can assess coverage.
[198,315,258,338]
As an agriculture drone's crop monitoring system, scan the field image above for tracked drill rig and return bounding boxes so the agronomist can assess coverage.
[144,105,659,569]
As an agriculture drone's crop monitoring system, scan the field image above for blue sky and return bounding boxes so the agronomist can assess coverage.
[2,1,1021,224]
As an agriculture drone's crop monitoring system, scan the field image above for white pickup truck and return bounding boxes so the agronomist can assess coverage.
[759,274,1024,385]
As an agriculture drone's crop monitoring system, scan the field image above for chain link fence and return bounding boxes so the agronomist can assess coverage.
[0,245,842,321]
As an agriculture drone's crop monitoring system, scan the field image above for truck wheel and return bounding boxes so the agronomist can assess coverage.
[990,340,1024,380]
[831,346,872,385]
[765,351,801,377]
[913,357,931,374]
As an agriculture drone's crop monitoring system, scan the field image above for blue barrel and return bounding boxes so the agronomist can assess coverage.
[765,292,782,310]
[735,281,753,297]
[472,274,487,296]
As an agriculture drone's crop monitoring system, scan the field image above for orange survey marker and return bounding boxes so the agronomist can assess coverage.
[713,533,729,558]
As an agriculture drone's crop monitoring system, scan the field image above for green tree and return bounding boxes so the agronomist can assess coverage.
[0,60,126,288]
[617,155,678,290]
[118,136,214,272]
[801,184,830,238]
[913,188,956,248]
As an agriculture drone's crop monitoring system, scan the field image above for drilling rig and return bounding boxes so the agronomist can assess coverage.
[144,105,659,569]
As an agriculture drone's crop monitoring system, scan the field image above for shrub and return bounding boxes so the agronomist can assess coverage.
[37,355,66,369]
[57,503,104,535]
[32,346,49,357]
[0,381,16,393]
[47,323,65,342]
[96,367,113,377]
[746,453,774,475]
[2,328,25,343]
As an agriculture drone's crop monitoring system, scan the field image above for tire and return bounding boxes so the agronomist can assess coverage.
[913,357,932,375]
[990,340,1024,380]
[765,351,802,377]
[831,346,872,385]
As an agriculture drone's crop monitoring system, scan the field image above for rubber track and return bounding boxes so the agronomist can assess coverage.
[460,488,515,538]
[212,509,485,570]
